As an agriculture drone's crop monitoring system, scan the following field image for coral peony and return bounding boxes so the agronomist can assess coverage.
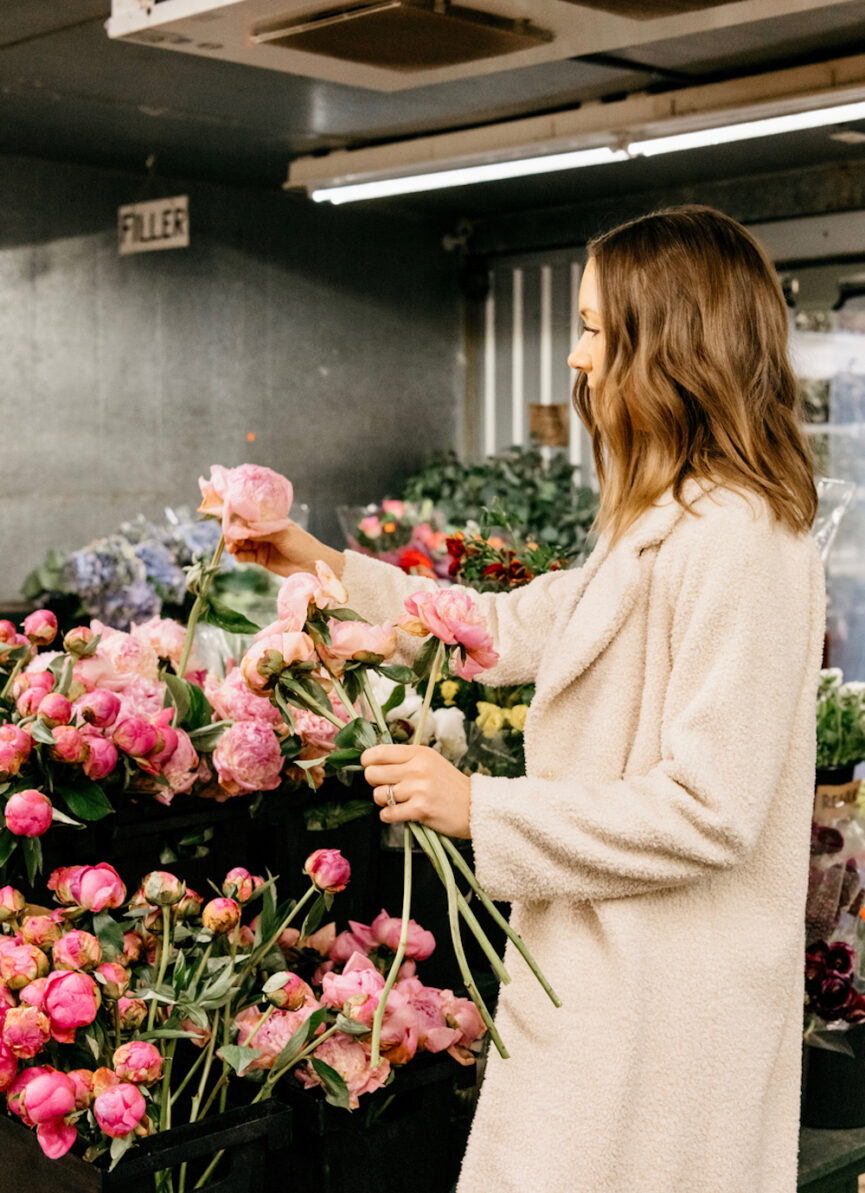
[222,867,261,904]
[95,962,130,1000]
[201,897,241,934]
[20,914,64,950]
[212,720,284,797]
[0,886,25,922]
[0,945,50,990]
[51,724,88,765]
[399,590,499,681]
[113,1040,162,1085]
[319,619,397,673]
[52,930,102,972]
[117,997,147,1029]
[2,1005,52,1058]
[198,463,294,547]
[0,724,33,777]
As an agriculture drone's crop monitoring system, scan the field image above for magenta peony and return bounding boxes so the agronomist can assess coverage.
[80,728,119,781]
[0,724,33,777]
[3,790,52,838]
[304,848,351,894]
[47,863,126,911]
[399,590,499,680]
[93,1081,146,1138]
[44,970,101,1043]
[198,463,294,547]
[212,720,284,797]
[113,1040,162,1086]
[75,688,121,728]
[52,930,101,972]
[112,715,159,759]
[22,609,58,647]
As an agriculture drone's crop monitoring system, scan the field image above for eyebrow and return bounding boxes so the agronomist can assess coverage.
[579,308,600,320]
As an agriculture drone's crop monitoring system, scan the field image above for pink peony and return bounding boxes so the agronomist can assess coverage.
[321,951,385,1018]
[0,886,25,923]
[266,972,314,1010]
[205,665,282,727]
[0,1041,17,1091]
[201,897,241,935]
[22,610,58,647]
[176,890,203,920]
[304,849,351,894]
[142,870,185,907]
[95,962,130,1000]
[20,914,64,950]
[0,724,33,777]
[52,930,101,972]
[130,616,190,671]
[2,1005,52,1058]
[319,620,397,673]
[240,631,316,693]
[19,979,49,1013]
[22,1067,76,1123]
[272,561,349,632]
[222,867,261,903]
[91,623,160,683]
[293,706,340,754]
[112,677,166,719]
[399,590,499,681]
[113,1040,162,1085]
[44,971,101,1043]
[158,727,200,800]
[212,720,284,797]
[75,689,121,728]
[51,724,88,764]
[4,789,52,837]
[67,1068,94,1109]
[117,997,147,1029]
[234,1001,321,1071]
[37,693,72,727]
[80,727,119,781]
[198,463,294,547]
[366,909,436,961]
[439,988,486,1061]
[297,1033,390,1109]
[329,929,372,964]
[112,715,159,759]
[63,625,94,656]
[47,863,126,911]
[93,1082,146,1138]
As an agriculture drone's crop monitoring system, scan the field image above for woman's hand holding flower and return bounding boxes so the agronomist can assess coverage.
[362,744,472,839]
[231,521,345,580]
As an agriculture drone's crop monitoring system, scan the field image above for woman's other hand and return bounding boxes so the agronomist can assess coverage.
[362,744,472,839]
[229,522,344,579]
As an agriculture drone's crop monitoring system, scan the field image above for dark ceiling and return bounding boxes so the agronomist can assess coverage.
[3,0,865,218]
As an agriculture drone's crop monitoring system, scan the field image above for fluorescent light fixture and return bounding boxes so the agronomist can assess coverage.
[309,96,865,204]
[631,98,865,156]
[311,146,629,204]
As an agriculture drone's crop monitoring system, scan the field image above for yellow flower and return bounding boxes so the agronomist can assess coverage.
[439,680,460,706]
[505,704,528,732]
[476,702,506,738]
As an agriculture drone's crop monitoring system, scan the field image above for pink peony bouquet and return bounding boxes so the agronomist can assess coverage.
[0,852,484,1183]
[336,500,451,579]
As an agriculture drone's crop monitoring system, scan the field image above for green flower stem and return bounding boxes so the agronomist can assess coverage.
[244,1002,275,1047]
[281,685,345,729]
[408,822,510,986]
[198,1070,230,1121]
[439,834,562,1009]
[169,1041,211,1108]
[0,654,26,704]
[177,533,225,682]
[160,1040,177,1133]
[328,673,358,723]
[190,941,213,993]
[361,675,391,741]
[411,641,445,746]
[240,883,318,980]
[370,826,413,1067]
[187,1020,218,1125]
[55,654,75,699]
[424,828,508,1060]
[217,929,240,1115]
[112,1001,122,1053]
[147,906,173,1035]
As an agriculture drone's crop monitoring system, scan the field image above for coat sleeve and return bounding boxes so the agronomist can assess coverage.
[341,549,580,687]
[468,507,826,903]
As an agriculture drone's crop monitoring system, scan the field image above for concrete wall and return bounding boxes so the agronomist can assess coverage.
[0,154,462,600]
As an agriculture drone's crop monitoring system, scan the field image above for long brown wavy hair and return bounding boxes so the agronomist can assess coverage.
[573,205,817,544]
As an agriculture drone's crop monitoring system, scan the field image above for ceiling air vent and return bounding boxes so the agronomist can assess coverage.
[250,1,553,71]
[557,0,734,17]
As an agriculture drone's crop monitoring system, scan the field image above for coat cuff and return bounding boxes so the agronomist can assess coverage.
[469,773,523,902]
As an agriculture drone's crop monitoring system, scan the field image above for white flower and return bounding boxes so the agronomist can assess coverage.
[431,706,468,764]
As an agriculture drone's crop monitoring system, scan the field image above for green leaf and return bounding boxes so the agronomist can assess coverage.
[335,1013,372,1037]
[380,684,406,715]
[303,800,372,832]
[29,719,57,746]
[321,747,362,769]
[259,879,279,944]
[325,607,368,623]
[54,780,114,822]
[163,672,190,724]
[50,807,84,829]
[311,1058,351,1110]
[413,636,440,682]
[300,894,326,939]
[333,718,377,751]
[109,1134,135,1171]
[21,836,42,885]
[273,1006,329,1071]
[201,595,262,635]
[185,682,215,733]
[218,1044,263,1075]
[0,830,18,868]
[187,722,229,752]
[92,912,126,959]
[378,665,416,685]
[273,687,296,733]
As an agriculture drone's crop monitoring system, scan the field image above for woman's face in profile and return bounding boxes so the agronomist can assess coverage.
[568,257,605,389]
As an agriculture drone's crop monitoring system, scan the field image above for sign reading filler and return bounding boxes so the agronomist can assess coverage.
[118,195,189,255]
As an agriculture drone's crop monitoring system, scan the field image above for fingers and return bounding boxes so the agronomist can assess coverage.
[361,745,423,767]
[363,763,415,789]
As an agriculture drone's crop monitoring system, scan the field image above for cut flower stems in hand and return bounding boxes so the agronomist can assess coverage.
[214,465,562,1066]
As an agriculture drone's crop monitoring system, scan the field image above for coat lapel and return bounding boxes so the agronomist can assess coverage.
[534,479,715,709]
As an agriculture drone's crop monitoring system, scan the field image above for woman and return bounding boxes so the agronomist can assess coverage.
[232,206,825,1193]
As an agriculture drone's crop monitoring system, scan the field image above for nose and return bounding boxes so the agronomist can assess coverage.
[568,333,592,373]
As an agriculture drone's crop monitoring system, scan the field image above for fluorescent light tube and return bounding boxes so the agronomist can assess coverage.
[630,98,865,157]
[311,145,630,204]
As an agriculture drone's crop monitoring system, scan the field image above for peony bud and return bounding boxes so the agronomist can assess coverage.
[112,716,159,758]
[44,970,101,1043]
[94,1081,146,1138]
[21,1067,76,1123]
[112,1040,162,1086]
[77,688,122,728]
[52,930,101,972]
[0,886,25,923]
[175,890,203,921]
[22,610,58,647]
[142,871,185,907]
[51,724,88,765]
[0,944,50,990]
[304,848,351,894]
[122,931,144,962]
[95,962,130,1000]
[266,971,312,1010]
[117,997,147,1029]
[4,788,53,837]
[0,1041,17,1091]
[2,1004,52,1058]
[19,978,48,1013]
[67,1068,94,1109]
[63,625,94,657]
[222,867,262,904]
[80,729,118,780]
[37,693,72,728]
[21,915,63,951]
[47,863,125,912]
[0,725,33,778]
[201,897,241,935]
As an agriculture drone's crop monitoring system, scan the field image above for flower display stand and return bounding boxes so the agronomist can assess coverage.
[0,1100,292,1193]
[275,1058,458,1193]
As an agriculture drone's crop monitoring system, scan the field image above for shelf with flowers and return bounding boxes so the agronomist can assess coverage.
[0,845,488,1192]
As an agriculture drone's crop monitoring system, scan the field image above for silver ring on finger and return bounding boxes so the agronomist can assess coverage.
[386,784,396,807]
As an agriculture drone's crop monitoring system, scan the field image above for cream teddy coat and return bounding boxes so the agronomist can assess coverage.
[341,479,826,1193]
